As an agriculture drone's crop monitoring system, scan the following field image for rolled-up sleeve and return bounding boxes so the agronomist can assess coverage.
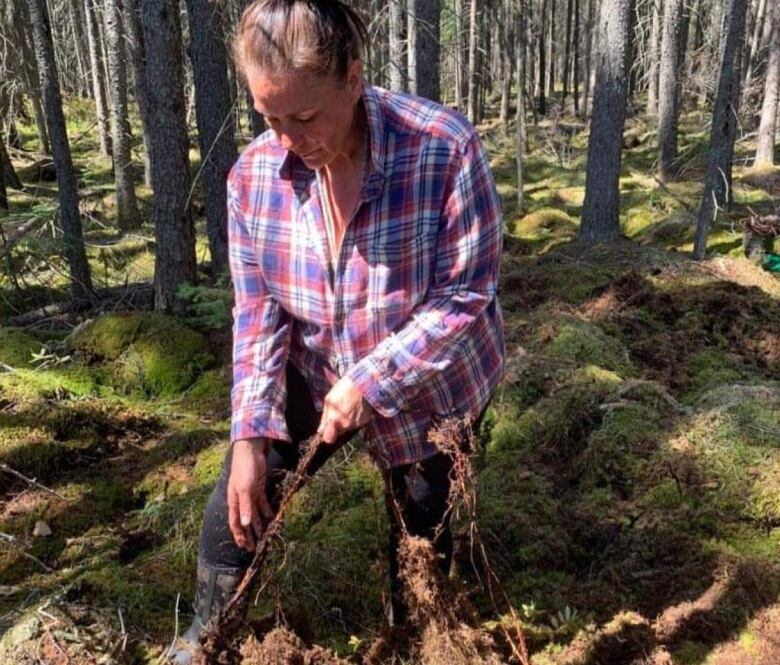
[228,177,292,443]
[346,132,502,418]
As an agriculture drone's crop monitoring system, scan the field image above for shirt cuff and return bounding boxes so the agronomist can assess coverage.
[230,405,290,444]
[346,355,407,419]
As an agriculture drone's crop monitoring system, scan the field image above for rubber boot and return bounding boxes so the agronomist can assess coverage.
[170,559,246,664]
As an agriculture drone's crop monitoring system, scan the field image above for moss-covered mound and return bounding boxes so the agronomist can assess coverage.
[68,312,214,397]
[0,328,41,367]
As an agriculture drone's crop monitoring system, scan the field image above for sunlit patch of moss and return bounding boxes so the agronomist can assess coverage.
[69,313,214,397]
[531,313,632,375]
[509,207,578,239]
[673,386,780,523]
[487,365,622,459]
[73,561,178,635]
[192,441,228,486]
[0,328,40,367]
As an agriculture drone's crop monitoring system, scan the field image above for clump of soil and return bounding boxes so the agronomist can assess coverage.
[240,627,347,665]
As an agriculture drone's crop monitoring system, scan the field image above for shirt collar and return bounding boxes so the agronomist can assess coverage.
[277,81,386,201]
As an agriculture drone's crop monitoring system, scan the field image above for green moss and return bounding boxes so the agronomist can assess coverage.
[534,316,633,375]
[192,441,229,486]
[683,349,753,403]
[281,495,385,636]
[69,313,214,397]
[509,208,578,239]
[488,365,622,458]
[0,328,40,367]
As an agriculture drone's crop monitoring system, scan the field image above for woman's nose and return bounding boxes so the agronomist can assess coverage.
[277,123,304,151]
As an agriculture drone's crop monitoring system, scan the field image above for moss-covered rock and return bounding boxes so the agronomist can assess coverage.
[68,313,214,397]
[509,208,578,239]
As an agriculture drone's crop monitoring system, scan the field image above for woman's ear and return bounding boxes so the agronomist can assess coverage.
[347,59,363,102]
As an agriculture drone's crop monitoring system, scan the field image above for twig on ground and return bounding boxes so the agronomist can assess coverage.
[0,532,54,572]
[0,463,66,499]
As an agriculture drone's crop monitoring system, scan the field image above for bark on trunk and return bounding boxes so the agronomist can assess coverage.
[573,0,581,115]
[185,0,238,278]
[105,0,141,231]
[407,0,417,93]
[140,0,196,313]
[745,0,767,85]
[410,0,441,102]
[694,0,748,259]
[389,0,408,91]
[579,0,634,243]
[538,0,548,114]
[646,0,660,114]
[467,0,479,123]
[516,1,527,209]
[658,0,686,180]
[0,123,23,190]
[454,0,466,109]
[755,0,779,165]
[85,0,112,156]
[26,0,93,299]
[125,0,153,187]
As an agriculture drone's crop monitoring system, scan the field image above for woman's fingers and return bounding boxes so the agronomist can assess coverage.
[237,487,257,551]
[227,484,248,551]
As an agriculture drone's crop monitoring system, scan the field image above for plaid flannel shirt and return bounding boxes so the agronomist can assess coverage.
[228,83,505,467]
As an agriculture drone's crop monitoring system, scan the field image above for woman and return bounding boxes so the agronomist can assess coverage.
[173,0,505,661]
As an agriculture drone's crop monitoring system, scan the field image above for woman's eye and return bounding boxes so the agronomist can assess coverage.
[296,116,315,124]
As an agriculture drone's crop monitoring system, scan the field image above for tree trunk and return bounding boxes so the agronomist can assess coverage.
[548,0,556,100]
[538,0,548,114]
[582,0,595,114]
[454,0,466,109]
[573,0,581,115]
[694,0,748,259]
[516,0,527,209]
[105,0,141,231]
[744,0,767,86]
[563,0,574,106]
[84,0,112,157]
[500,0,514,130]
[8,0,52,154]
[754,0,779,166]
[124,0,153,187]
[26,0,93,299]
[141,0,197,314]
[579,0,634,243]
[658,0,685,180]
[409,0,441,102]
[389,0,408,91]
[646,0,661,113]
[67,0,91,97]
[467,0,479,123]
[185,0,238,278]
[407,0,417,93]
[0,123,23,190]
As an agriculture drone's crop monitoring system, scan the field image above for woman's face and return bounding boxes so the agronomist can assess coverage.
[247,60,364,170]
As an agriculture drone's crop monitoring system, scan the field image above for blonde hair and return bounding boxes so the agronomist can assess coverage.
[233,0,367,81]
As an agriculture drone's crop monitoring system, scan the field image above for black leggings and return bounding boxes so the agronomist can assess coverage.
[198,363,475,620]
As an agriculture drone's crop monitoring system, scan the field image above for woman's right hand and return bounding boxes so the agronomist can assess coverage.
[227,439,275,551]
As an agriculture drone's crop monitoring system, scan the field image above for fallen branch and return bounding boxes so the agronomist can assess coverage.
[0,463,66,499]
[201,434,324,660]
[0,532,54,572]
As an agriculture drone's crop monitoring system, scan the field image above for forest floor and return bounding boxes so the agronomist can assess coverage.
[0,98,778,664]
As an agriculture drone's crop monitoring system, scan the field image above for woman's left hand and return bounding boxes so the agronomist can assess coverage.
[318,376,373,444]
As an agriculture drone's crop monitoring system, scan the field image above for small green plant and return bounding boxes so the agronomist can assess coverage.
[177,281,232,330]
